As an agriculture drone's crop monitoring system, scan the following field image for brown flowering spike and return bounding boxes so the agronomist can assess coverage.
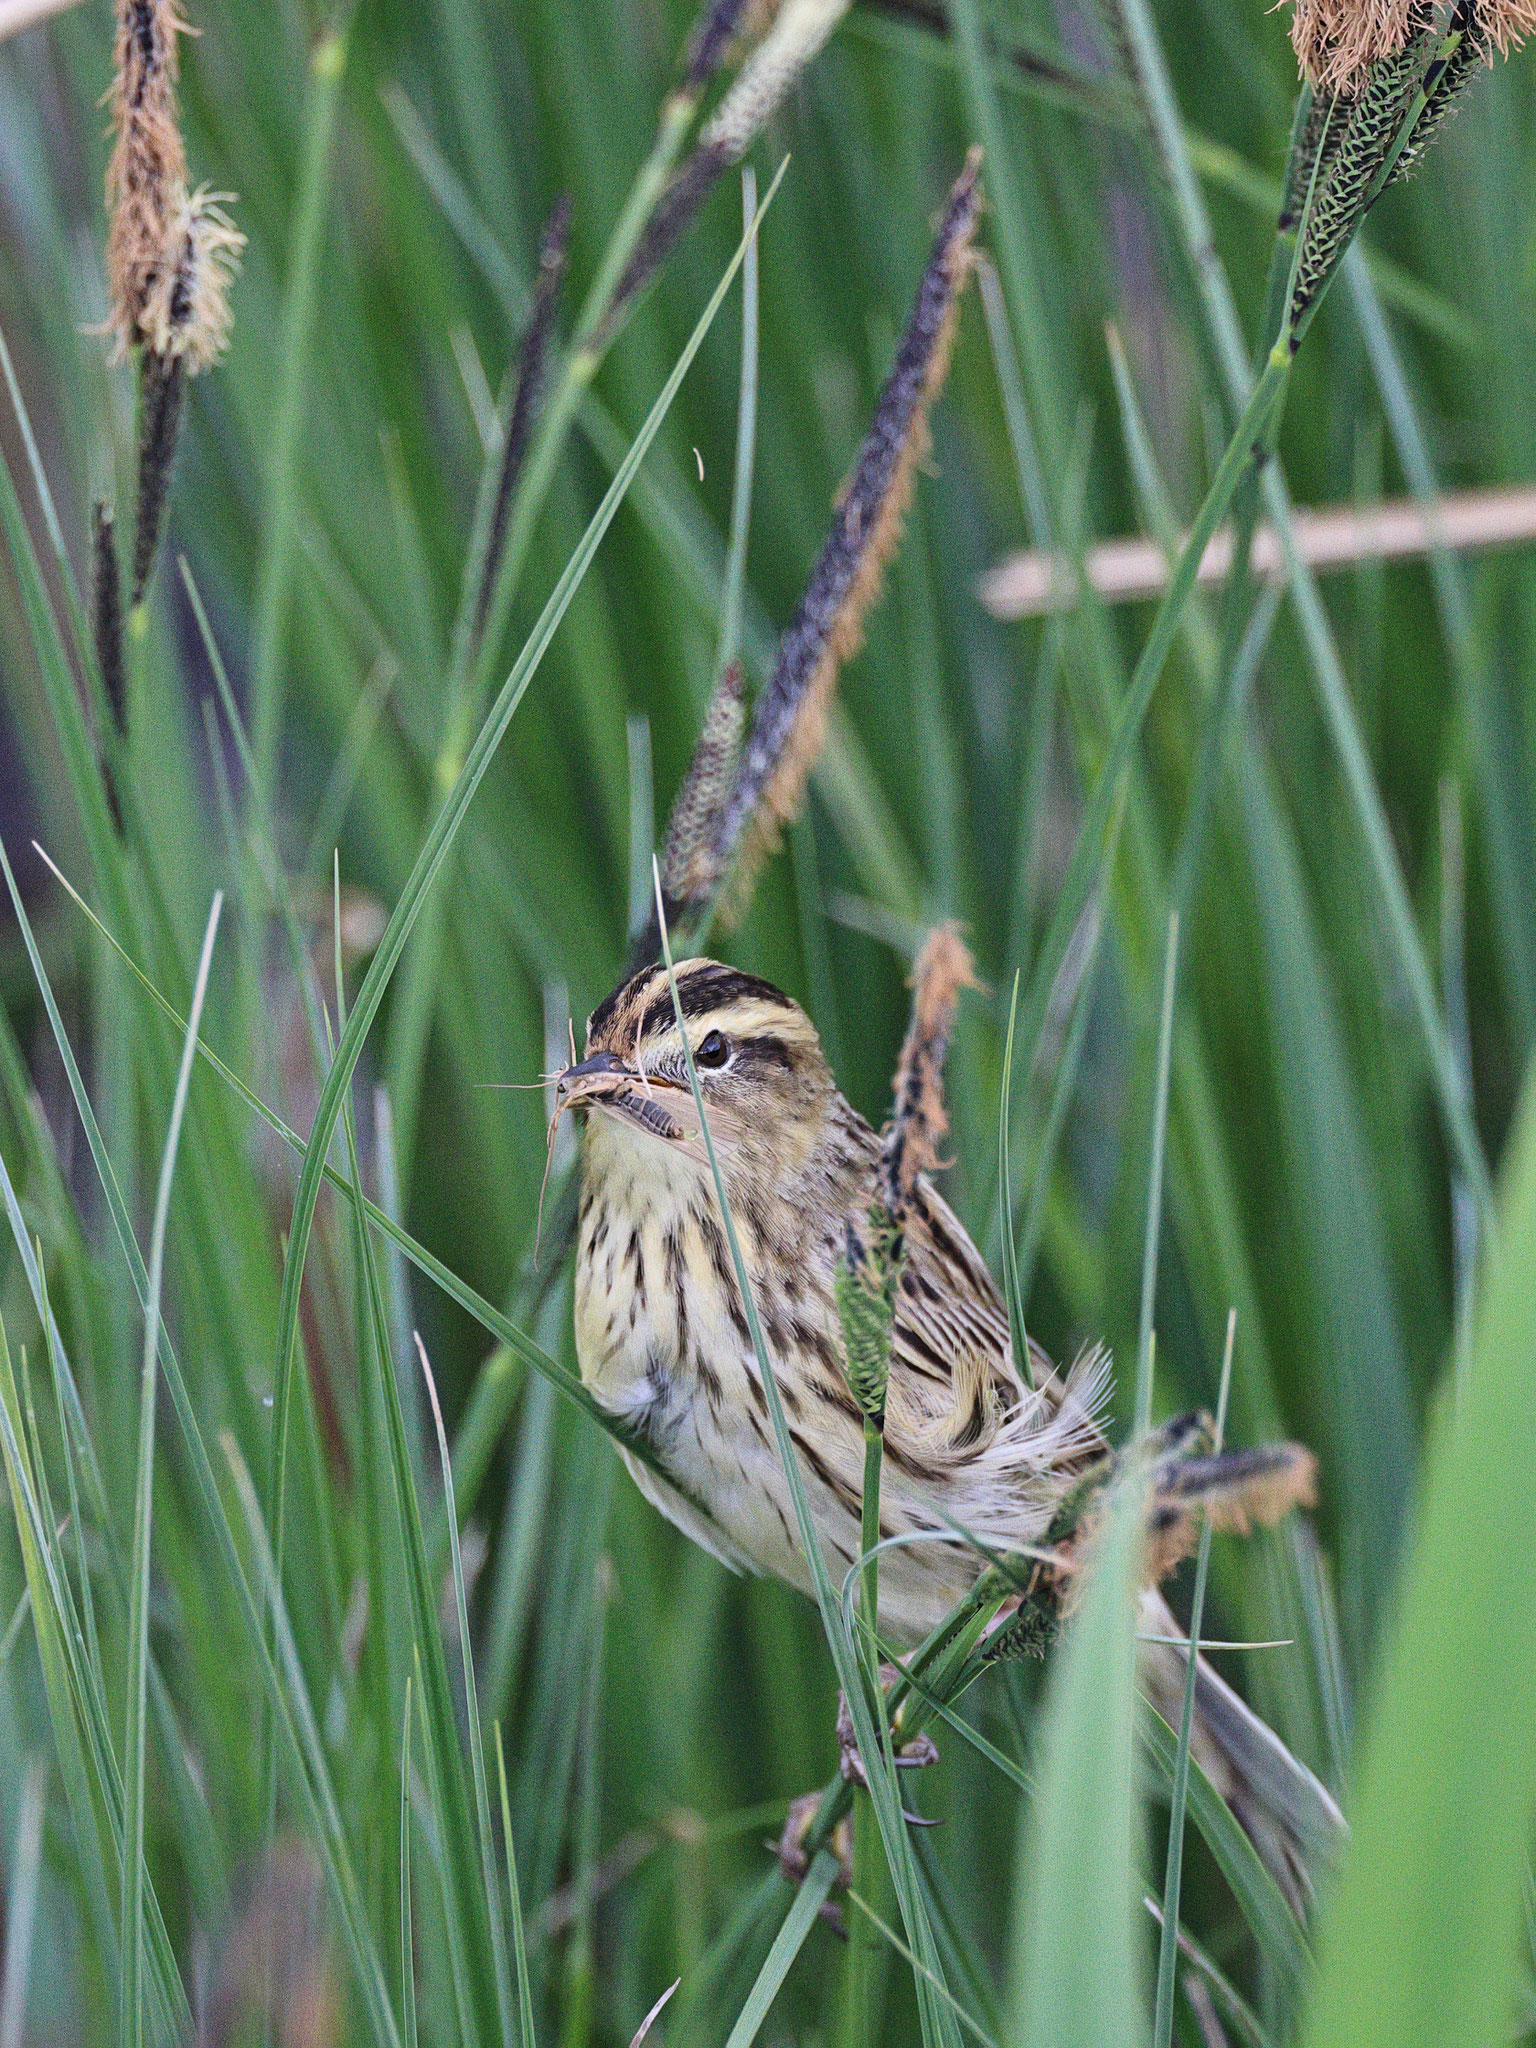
[154,187,243,369]
[92,503,127,734]
[682,0,768,88]
[1288,0,1429,92]
[880,923,982,1223]
[712,150,982,907]
[1145,1440,1319,1585]
[601,0,848,338]
[474,192,571,644]
[132,348,184,604]
[657,662,747,919]
[104,0,190,359]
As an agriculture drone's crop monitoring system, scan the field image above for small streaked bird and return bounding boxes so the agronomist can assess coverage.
[558,953,1342,1896]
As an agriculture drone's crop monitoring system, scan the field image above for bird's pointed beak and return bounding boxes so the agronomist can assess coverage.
[555,1048,635,1108]
[555,1048,694,1145]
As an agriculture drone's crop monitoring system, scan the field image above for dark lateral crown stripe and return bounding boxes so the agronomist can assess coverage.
[638,964,791,1039]
[587,959,793,1047]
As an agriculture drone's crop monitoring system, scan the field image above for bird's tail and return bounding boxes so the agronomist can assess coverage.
[1137,1584,1345,1915]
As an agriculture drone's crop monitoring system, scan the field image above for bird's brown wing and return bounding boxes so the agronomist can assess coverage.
[885,1176,1088,1453]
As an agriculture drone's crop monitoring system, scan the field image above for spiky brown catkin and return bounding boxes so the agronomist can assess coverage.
[132,347,184,604]
[682,0,766,87]
[1287,20,1434,331]
[150,186,243,370]
[1392,0,1535,180]
[104,0,188,359]
[658,662,747,916]
[105,0,244,365]
[600,0,848,340]
[1280,86,1350,230]
[92,503,127,734]
[1480,0,1536,51]
[712,150,983,913]
[1144,1442,1318,1585]
[879,924,981,1223]
[474,192,571,645]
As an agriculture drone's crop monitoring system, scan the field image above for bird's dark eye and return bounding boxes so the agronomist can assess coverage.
[696,1029,730,1069]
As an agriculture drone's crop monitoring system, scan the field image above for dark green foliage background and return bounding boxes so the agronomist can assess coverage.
[1,0,1534,2040]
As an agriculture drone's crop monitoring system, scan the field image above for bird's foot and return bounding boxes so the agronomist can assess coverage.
[835,1684,939,1810]
[773,1793,851,1935]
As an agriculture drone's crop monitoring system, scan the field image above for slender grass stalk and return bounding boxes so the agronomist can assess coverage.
[416,1330,518,2044]
[1134,912,1179,1437]
[399,1678,417,2048]
[0,1757,45,2048]
[994,348,1289,1218]
[715,165,761,687]
[1152,1308,1238,2048]
[0,843,402,2042]
[652,861,962,2047]
[495,1725,539,2048]
[28,844,726,1509]
[722,1848,842,2048]
[997,972,1034,1393]
[120,890,221,2048]
[248,14,355,798]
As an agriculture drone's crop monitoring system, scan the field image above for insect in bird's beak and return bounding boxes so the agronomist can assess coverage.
[552,1050,693,1145]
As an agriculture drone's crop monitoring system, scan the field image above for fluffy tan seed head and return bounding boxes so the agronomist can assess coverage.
[104,1,242,368]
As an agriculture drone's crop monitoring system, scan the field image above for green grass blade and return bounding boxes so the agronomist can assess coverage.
[1152,1308,1236,2048]
[417,1333,518,2043]
[1138,1707,1311,2007]
[1299,1077,1536,2048]
[0,1756,46,2048]
[1007,1463,1149,2048]
[996,971,1033,1393]
[721,1853,841,2048]
[496,1725,538,2048]
[248,15,357,794]
[120,890,222,2048]
[0,844,400,2045]
[400,1677,418,2048]
[715,165,761,684]
[653,867,960,2047]
[1133,912,1179,1436]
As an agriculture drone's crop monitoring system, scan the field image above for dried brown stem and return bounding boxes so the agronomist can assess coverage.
[977,482,1536,619]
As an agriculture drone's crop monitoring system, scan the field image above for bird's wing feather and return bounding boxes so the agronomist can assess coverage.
[886,1177,1079,1447]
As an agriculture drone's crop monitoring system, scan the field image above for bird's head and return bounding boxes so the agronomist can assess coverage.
[555,958,838,1184]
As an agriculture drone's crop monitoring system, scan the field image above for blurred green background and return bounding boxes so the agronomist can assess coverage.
[1,0,1535,2041]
